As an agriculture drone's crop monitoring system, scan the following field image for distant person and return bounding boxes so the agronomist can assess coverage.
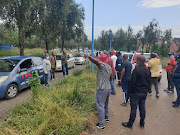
[172,55,180,107]
[111,51,117,81]
[122,56,150,128]
[164,52,177,93]
[120,54,132,106]
[43,50,48,58]
[148,53,160,97]
[61,51,68,76]
[43,53,51,87]
[84,53,112,130]
[50,51,56,80]
[116,51,123,86]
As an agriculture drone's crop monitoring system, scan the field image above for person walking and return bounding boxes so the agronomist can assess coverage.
[50,51,56,80]
[61,51,68,77]
[122,56,151,128]
[84,53,112,130]
[111,51,117,81]
[120,54,132,106]
[116,51,123,86]
[172,55,180,107]
[148,53,160,97]
[164,52,177,93]
[43,53,51,87]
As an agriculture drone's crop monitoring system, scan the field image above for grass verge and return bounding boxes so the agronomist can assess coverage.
[0,67,97,135]
[160,57,168,69]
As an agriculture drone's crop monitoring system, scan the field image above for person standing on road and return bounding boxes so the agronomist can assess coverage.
[50,51,56,80]
[122,56,150,128]
[164,52,177,93]
[120,54,132,106]
[61,51,68,77]
[172,55,180,107]
[43,53,51,87]
[116,51,123,86]
[84,54,112,130]
[111,51,117,81]
[148,53,160,97]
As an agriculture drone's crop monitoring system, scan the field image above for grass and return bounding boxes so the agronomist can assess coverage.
[0,67,98,135]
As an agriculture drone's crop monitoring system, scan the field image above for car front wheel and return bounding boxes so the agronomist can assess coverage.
[5,84,18,100]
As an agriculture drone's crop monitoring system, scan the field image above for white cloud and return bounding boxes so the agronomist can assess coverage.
[138,0,180,8]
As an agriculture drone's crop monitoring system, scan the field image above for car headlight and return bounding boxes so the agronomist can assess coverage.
[0,76,8,84]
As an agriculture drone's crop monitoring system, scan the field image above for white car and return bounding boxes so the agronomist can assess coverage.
[55,53,75,71]
[74,53,88,65]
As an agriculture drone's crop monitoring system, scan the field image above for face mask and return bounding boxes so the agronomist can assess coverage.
[46,56,49,60]
[169,55,174,59]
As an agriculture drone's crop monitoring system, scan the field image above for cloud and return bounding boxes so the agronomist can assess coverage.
[138,0,180,8]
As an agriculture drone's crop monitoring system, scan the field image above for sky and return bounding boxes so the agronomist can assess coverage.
[75,0,180,39]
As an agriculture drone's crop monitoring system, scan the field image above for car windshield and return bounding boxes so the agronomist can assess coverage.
[0,59,20,72]
[74,53,84,57]
[56,55,61,60]
[142,54,151,63]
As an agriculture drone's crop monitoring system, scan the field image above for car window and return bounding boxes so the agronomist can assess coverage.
[20,59,33,69]
[32,57,43,66]
[56,55,61,60]
[0,59,19,72]
[142,54,151,63]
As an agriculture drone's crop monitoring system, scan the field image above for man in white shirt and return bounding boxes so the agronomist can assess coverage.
[111,51,117,68]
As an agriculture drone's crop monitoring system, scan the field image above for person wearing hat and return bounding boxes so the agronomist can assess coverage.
[84,53,112,130]
[148,53,160,97]
[164,52,177,93]
[172,54,180,107]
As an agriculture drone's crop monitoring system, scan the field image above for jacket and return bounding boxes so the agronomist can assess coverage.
[128,65,151,95]
[115,56,122,72]
[50,55,56,69]
[61,55,67,65]
[173,63,180,84]
[43,59,51,74]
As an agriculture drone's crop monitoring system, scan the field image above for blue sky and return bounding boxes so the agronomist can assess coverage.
[75,0,180,39]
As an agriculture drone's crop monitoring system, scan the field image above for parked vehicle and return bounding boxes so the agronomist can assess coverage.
[74,53,88,65]
[0,56,44,99]
[55,53,75,71]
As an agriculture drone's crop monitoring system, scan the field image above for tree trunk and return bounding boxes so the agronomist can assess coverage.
[61,37,64,51]
[19,28,25,56]
[45,40,49,53]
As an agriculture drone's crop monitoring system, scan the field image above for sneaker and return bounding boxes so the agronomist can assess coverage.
[105,118,109,123]
[167,90,174,93]
[172,104,180,107]
[96,123,105,130]
[156,94,160,98]
[111,92,116,95]
[52,78,55,80]
[122,122,132,128]
[148,93,152,96]
[172,101,178,104]
[121,102,128,107]
[140,124,144,128]
[164,88,168,92]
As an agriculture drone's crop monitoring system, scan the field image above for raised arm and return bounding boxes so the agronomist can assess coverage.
[84,54,101,68]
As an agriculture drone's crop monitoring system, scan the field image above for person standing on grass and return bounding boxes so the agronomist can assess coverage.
[164,52,177,93]
[61,51,68,77]
[43,53,51,87]
[172,54,180,107]
[122,56,150,129]
[50,51,56,80]
[120,54,132,106]
[148,53,160,97]
[116,51,123,86]
[84,54,112,130]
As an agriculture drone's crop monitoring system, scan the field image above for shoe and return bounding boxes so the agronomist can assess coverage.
[121,102,128,107]
[96,123,105,130]
[156,94,159,98]
[172,101,177,104]
[52,78,55,80]
[111,92,116,95]
[122,122,132,128]
[173,104,180,107]
[164,88,168,92]
[167,90,174,93]
[105,117,109,123]
[140,124,144,128]
[148,93,152,96]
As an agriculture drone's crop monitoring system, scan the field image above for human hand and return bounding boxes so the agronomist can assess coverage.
[84,54,89,59]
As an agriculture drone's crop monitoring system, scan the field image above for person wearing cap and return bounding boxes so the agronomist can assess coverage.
[148,53,160,97]
[164,52,177,93]
[172,55,180,107]
[116,51,123,86]
[84,53,113,130]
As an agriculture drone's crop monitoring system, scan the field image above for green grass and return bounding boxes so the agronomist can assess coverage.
[160,57,168,69]
[0,67,97,135]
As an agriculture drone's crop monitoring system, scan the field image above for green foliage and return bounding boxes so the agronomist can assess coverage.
[0,67,97,135]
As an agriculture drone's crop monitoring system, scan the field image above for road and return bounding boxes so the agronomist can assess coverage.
[0,64,87,121]
[90,69,180,135]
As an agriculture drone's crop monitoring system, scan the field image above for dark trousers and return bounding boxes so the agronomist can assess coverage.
[149,77,159,94]
[167,72,174,90]
[174,84,180,104]
[62,63,68,76]
[122,80,130,103]
[128,93,147,126]
[117,72,121,80]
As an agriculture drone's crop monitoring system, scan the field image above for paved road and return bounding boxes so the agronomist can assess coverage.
[91,70,180,135]
[0,64,87,121]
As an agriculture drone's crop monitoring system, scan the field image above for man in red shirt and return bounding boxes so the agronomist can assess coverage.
[164,53,177,93]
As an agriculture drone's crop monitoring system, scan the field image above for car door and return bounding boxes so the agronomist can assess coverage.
[67,54,72,68]
[32,57,44,81]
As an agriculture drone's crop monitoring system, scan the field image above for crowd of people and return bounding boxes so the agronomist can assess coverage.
[85,51,180,130]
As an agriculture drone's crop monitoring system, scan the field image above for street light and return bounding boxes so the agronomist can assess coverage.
[110,32,112,52]
[91,0,95,72]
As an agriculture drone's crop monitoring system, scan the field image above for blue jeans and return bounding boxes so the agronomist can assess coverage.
[110,79,116,94]
[122,80,130,103]
[45,71,50,87]
[128,93,147,126]
[62,63,68,76]
[174,84,180,104]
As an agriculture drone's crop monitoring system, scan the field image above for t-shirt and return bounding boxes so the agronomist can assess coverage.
[111,55,117,68]
[166,58,177,72]
[148,58,160,77]
[97,62,112,90]
[121,60,132,82]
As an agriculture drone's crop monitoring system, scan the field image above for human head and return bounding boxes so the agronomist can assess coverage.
[98,54,108,63]
[122,54,128,61]
[44,53,49,59]
[175,54,180,63]
[111,51,116,56]
[63,50,66,55]
[52,51,55,56]
[168,52,174,59]
[137,56,146,65]
[150,53,156,58]
[117,51,121,57]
